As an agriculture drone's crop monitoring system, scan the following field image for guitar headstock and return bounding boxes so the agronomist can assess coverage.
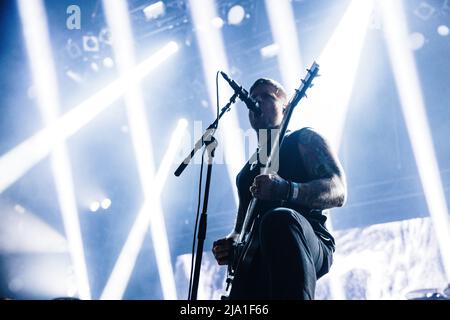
[282,61,320,112]
[307,61,320,78]
[299,61,319,96]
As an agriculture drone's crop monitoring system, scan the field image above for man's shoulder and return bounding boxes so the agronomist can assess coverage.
[289,127,325,143]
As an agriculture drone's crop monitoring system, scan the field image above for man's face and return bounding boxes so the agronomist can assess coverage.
[249,83,285,130]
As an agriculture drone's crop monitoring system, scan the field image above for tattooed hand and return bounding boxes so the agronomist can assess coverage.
[250,173,289,201]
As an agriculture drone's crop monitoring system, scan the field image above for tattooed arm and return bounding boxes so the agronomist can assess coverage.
[290,128,347,209]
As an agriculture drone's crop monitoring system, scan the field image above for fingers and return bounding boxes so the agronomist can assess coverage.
[254,174,269,184]
[251,175,267,197]
[213,238,229,247]
[249,181,261,198]
[253,174,277,187]
[212,247,229,265]
[251,175,271,199]
[251,173,284,200]
[212,238,233,265]
[213,244,230,256]
[217,257,229,265]
[214,253,230,266]
[249,184,258,196]
[216,252,230,266]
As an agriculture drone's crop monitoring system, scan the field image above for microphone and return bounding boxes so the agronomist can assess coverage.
[220,71,261,116]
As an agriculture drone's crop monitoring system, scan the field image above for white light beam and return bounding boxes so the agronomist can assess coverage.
[102,0,177,299]
[379,0,450,280]
[289,0,375,150]
[284,0,375,299]
[101,119,188,300]
[189,0,245,206]
[264,0,303,93]
[17,0,91,299]
[0,42,179,194]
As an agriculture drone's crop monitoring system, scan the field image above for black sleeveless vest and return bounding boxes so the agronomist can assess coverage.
[236,128,335,250]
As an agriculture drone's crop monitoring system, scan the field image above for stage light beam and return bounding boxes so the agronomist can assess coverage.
[379,0,450,281]
[100,119,188,300]
[189,0,245,207]
[17,0,91,299]
[0,41,179,194]
[289,0,375,150]
[101,0,177,299]
[281,0,374,299]
[264,0,303,93]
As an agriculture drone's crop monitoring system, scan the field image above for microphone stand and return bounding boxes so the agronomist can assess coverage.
[174,92,238,301]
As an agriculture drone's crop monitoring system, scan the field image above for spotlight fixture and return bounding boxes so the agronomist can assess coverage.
[409,32,426,50]
[66,39,82,59]
[211,17,224,29]
[437,25,449,36]
[89,201,100,212]
[82,35,100,52]
[103,57,115,68]
[260,43,279,59]
[413,2,436,21]
[14,204,26,214]
[227,5,246,25]
[90,62,100,72]
[143,1,166,21]
[65,69,83,83]
[100,198,112,210]
[99,28,113,45]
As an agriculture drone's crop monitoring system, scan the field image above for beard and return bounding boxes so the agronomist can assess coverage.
[251,117,281,130]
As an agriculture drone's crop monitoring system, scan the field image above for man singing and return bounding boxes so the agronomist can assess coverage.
[212,78,347,299]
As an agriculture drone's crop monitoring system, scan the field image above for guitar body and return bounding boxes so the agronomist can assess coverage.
[228,216,261,299]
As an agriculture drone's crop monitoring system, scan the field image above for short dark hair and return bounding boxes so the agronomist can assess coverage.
[249,78,287,103]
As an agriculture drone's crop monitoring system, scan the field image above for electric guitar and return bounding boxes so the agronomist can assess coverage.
[223,62,320,299]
